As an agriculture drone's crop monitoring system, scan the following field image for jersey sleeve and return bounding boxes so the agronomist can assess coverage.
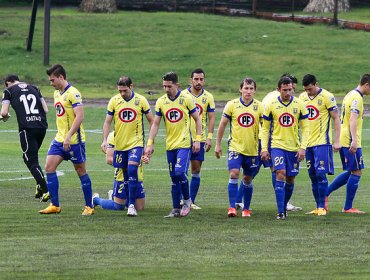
[350,96,362,115]
[207,95,216,112]
[222,101,233,120]
[326,92,338,111]
[155,98,163,116]
[2,89,11,103]
[299,102,309,149]
[107,97,115,116]
[187,95,197,114]
[107,131,115,148]
[69,90,83,108]
[260,103,272,151]
[141,96,151,114]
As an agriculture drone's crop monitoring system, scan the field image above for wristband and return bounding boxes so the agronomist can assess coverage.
[147,139,154,146]
[195,135,202,142]
[207,133,213,139]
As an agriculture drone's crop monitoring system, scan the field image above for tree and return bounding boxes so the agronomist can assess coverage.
[304,0,350,13]
[80,0,117,13]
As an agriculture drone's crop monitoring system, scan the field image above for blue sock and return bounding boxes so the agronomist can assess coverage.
[171,182,181,209]
[128,165,138,206]
[309,173,319,207]
[242,181,253,210]
[178,173,190,201]
[47,172,59,207]
[94,197,125,210]
[80,173,93,207]
[271,171,276,188]
[274,180,285,213]
[284,183,294,210]
[344,174,361,210]
[327,171,350,196]
[317,174,328,209]
[236,181,244,204]
[190,173,201,203]
[228,178,238,208]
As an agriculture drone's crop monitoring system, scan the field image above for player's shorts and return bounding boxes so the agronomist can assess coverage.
[47,139,86,164]
[113,181,145,200]
[113,147,143,169]
[306,144,334,175]
[340,147,364,171]
[190,142,205,161]
[114,165,144,182]
[228,151,260,177]
[19,128,46,164]
[166,148,191,176]
[271,148,300,177]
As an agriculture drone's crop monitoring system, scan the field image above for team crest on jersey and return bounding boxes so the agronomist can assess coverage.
[318,99,322,105]
[253,105,258,111]
[307,105,319,120]
[165,108,184,123]
[18,83,27,89]
[179,99,184,105]
[237,113,255,127]
[293,108,298,114]
[196,103,203,115]
[135,99,140,106]
[118,108,137,123]
[75,93,80,99]
[279,113,294,127]
[55,102,65,117]
[202,97,207,104]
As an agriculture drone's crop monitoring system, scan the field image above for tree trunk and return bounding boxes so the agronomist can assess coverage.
[304,0,350,13]
[80,0,117,13]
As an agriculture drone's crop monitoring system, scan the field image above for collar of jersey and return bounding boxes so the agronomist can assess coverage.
[187,86,204,97]
[278,95,293,107]
[59,83,72,95]
[122,91,135,102]
[308,88,322,100]
[239,97,253,107]
[168,90,181,101]
[355,88,363,97]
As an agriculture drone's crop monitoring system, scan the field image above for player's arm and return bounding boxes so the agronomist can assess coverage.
[349,111,359,154]
[63,105,84,151]
[330,109,341,152]
[297,115,309,162]
[205,111,215,152]
[102,114,113,153]
[106,147,114,165]
[0,102,10,121]
[145,115,161,157]
[145,111,154,129]
[40,98,49,113]
[259,108,271,161]
[190,110,202,153]
[214,116,228,159]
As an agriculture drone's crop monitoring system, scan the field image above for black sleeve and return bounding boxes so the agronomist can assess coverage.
[2,89,11,102]
[30,85,43,98]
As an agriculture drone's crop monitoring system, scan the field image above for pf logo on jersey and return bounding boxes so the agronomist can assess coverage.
[279,113,294,127]
[55,102,65,117]
[165,108,183,123]
[307,105,319,120]
[237,113,255,127]
[118,108,137,123]
[196,103,203,115]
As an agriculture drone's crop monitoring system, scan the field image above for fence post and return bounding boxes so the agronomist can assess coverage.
[44,0,50,65]
[27,0,38,51]
[333,0,339,25]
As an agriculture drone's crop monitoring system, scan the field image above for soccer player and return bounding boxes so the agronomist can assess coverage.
[257,73,302,212]
[260,76,309,220]
[215,77,263,218]
[300,74,341,216]
[1,74,49,201]
[100,76,153,217]
[326,74,370,214]
[182,68,215,209]
[39,64,94,215]
[144,71,202,218]
[93,131,146,211]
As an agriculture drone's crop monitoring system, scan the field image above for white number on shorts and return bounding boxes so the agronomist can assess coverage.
[274,156,284,166]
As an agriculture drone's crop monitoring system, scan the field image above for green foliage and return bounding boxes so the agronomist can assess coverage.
[1,108,370,279]
[0,7,369,102]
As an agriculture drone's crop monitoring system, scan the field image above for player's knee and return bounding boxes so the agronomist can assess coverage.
[316,173,328,184]
[352,170,362,176]
[127,164,138,181]
[275,170,286,181]
[174,172,188,183]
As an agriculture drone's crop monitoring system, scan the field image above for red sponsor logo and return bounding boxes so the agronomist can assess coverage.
[118,108,137,123]
[279,113,295,127]
[237,113,255,127]
[165,108,184,123]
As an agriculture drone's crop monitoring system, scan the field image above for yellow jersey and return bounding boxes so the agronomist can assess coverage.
[340,89,364,148]
[182,87,215,142]
[53,84,85,144]
[223,98,263,156]
[107,91,151,151]
[155,91,197,150]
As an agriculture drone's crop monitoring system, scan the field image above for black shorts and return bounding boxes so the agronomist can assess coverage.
[19,128,47,163]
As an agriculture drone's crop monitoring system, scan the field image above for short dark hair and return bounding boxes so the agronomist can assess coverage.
[163,72,178,83]
[4,74,19,86]
[46,64,66,79]
[360,74,370,86]
[281,73,297,84]
[191,68,205,78]
[240,77,257,90]
[278,76,292,89]
[302,74,317,87]
[117,76,133,87]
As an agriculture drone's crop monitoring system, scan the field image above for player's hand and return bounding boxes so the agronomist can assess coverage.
[333,141,341,152]
[205,138,212,152]
[145,146,154,157]
[63,135,71,151]
[101,140,107,154]
[192,141,200,153]
[141,154,150,164]
[260,151,270,161]
[296,148,305,162]
[214,145,222,159]
[349,141,357,154]
[0,113,10,122]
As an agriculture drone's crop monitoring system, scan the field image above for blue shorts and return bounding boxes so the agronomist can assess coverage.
[113,147,143,169]
[190,142,205,161]
[228,151,260,177]
[271,148,300,177]
[306,145,334,175]
[340,147,364,171]
[47,139,86,164]
[113,181,145,200]
[166,148,191,176]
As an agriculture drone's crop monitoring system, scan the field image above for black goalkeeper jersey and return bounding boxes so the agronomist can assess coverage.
[2,82,48,130]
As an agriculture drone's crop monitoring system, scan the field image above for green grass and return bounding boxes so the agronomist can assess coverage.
[0,6,370,102]
[0,107,370,279]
